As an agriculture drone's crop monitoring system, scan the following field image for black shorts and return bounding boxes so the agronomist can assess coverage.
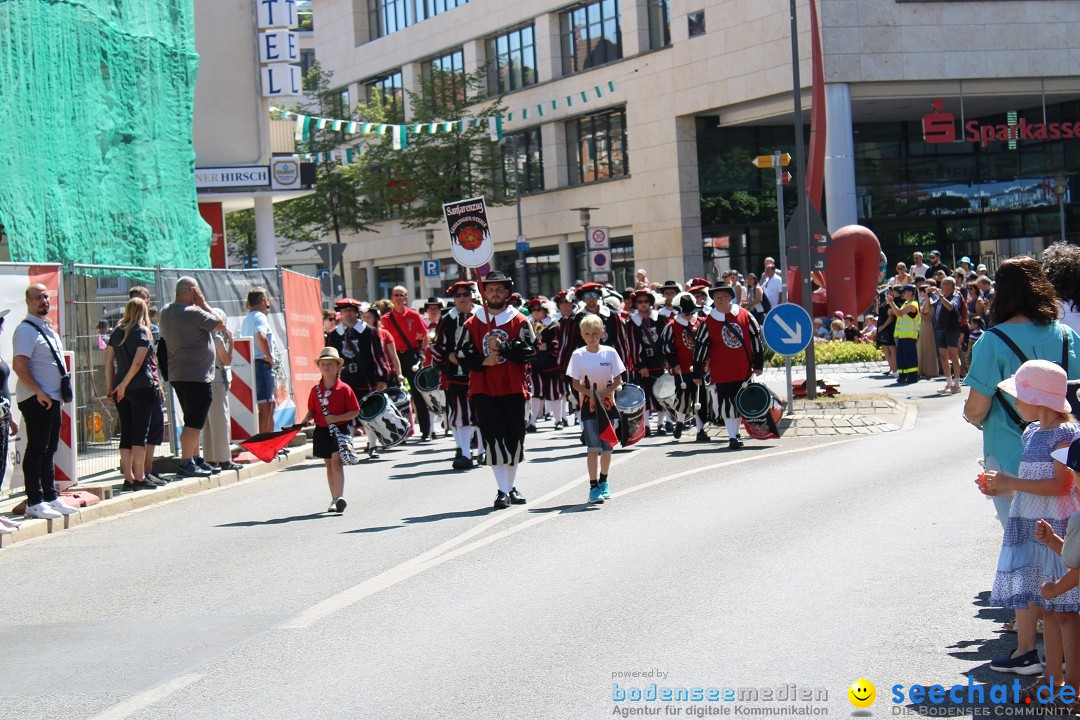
[935,329,962,350]
[171,381,213,430]
[117,388,163,449]
[312,424,352,459]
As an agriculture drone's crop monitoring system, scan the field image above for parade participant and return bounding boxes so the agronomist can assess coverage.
[525,298,564,432]
[692,283,764,449]
[431,281,483,470]
[385,286,432,441]
[460,271,536,509]
[298,347,360,514]
[689,283,711,313]
[328,298,389,459]
[891,284,921,385]
[363,307,402,385]
[557,282,632,371]
[661,293,706,441]
[658,280,682,319]
[554,290,579,426]
[567,314,624,504]
[627,289,667,436]
[422,297,446,433]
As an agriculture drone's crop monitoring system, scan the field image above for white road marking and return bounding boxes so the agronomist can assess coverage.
[88,673,202,720]
[282,438,857,629]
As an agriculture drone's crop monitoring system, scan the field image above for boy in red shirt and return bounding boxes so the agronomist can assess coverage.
[299,347,360,513]
[461,271,537,509]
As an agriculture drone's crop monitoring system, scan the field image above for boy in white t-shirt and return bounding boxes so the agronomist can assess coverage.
[567,314,624,504]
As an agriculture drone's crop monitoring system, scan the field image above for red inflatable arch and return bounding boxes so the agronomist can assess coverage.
[785,225,882,319]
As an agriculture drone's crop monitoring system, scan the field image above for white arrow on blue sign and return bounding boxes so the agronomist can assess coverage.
[762,303,813,356]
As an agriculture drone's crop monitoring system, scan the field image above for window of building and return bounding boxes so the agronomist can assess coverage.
[648,0,671,50]
[567,107,628,185]
[486,25,537,95]
[298,0,314,31]
[299,49,317,80]
[337,89,351,117]
[366,71,405,121]
[368,0,414,40]
[496,128,544,199]
[421,48,466,110]
[560,0,622,76]
[416,0,469,21]
[688,10,705,38]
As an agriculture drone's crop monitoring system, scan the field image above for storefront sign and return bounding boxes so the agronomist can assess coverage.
[195,167,270,189]
[923,98,1080,147]
[259,30,299,63]
[270,157,301,189]
[258,1,300,98]
[257,0,299,29]
[262,64,302,97]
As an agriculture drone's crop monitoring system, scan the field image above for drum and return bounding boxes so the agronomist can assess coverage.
[734,381,774,420]
[358,392,409,448]
[385,386,414,430]
[413,366,447,416]
[652,372,677,408]
[614,383,647,447]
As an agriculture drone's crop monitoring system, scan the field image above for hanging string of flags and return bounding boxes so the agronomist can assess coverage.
[272,79,618,162]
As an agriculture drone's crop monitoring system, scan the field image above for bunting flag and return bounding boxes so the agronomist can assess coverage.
[269,79,617,152]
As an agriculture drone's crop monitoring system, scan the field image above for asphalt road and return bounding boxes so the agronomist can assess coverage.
[0,377,1014,720]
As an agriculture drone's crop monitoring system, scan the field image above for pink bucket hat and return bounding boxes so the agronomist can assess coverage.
[997,360,1071,413]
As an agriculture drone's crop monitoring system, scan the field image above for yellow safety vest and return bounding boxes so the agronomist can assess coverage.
[894,301,921,339]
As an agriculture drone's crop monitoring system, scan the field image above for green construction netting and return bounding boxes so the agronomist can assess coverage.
[0,0,210,266]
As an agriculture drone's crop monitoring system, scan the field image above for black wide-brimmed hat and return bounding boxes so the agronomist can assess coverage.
[483,270,513,288]
[709,283,736,299]
[661,280,681,291]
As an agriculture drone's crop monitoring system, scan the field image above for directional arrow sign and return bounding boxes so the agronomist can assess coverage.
[762,302,813,356]
[751,153,792,169]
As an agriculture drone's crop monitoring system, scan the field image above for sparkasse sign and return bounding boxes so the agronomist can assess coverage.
[923,98,1080,147]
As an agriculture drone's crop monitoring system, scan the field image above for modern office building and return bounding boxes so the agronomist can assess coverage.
[309,0,1079,300]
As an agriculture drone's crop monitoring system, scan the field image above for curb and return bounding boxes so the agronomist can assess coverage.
[0,446,314,549]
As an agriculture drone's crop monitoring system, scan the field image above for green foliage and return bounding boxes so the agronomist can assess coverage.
[768,341,883,367]
[226,209,256,267]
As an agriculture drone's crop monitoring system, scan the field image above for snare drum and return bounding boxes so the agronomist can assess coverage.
[734,381,773,420]
[385,387,414,433]
[413,366,447,416]
[614,383,647,447]
[358,392,410,448]
[652,372,676,406]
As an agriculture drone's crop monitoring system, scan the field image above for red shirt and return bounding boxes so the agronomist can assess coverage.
[376,327,396,375]
[701,308,755,384]
[306,378,360,427]
[384,307,426,354]
[465,309,531,398]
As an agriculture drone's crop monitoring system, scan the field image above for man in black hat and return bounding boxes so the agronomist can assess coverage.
[661,293,707,440]
[431,282,482,470]
[327,297,389,458]
[461,271,537,508]
[692,283,764,449]
[658,280,681,319]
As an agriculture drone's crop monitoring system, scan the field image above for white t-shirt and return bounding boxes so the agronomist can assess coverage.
[910,263,929,279]
[566,345,625,392]
[760,273,783,309]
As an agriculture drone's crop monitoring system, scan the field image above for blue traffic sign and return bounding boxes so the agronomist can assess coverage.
[762,303,813,356]
[422,259,442,277]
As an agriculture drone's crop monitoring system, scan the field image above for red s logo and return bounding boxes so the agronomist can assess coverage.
[923,98,955,144]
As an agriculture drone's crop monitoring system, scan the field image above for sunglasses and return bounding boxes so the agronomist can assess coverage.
[453,292,471,298]
[582,292,600,299]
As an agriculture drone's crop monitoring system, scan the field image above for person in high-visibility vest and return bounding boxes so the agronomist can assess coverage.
[891,284,922,384]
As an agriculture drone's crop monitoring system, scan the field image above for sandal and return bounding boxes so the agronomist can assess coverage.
[1003,618,1045,634]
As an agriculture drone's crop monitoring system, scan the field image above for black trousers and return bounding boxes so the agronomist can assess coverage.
[18,397,61,506]
[401,358,431,436]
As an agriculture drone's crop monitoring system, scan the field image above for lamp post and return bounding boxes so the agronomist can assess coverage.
[571,207,598,283]
[1054,173,1068,244]
[424,228,435,296]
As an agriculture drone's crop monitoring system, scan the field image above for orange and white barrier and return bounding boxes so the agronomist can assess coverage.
[229,337,257,441]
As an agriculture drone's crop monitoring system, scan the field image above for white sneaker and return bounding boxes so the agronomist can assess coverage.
[334,497,347,514]
[0,524,13,535]
[25,502,62,520]
[0,516,21,529]
[47,498,78,516]
[327,501,337,514]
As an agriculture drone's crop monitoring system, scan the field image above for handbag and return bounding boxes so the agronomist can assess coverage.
[20,320,73,403]
[316,384,361,465]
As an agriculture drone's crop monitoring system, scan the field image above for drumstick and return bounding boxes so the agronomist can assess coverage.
[694,382,703,412]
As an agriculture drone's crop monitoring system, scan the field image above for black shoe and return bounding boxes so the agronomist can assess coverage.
[554,420,565,430]
[195,456,220,475]
[655,426,667,436]
[124,479,159,492]
[476,452,487,466]
[664,421,674,434]
[368,447,380,459]
[493,491,511,509]
[418,433,430,443]
[145,471,170,485]
[695,430,712,443]
[526,424,538,433]
[452,452,473,470]
[728,436,745,450]
[216,461,243,472]
[508,488,527,505]
[673,422,684,440]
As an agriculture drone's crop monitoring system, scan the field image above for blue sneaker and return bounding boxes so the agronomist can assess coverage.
[989,649,1043,676]
[599,481,611,500]
[588,485,604,503]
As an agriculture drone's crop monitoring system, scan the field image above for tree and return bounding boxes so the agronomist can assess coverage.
[352,65,510,229]
[226,208,256,267]
[273,62,370,251]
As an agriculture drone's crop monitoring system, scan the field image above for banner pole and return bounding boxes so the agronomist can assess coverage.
[473,267,494,333]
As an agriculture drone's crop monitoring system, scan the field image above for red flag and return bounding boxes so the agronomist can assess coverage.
[239,425,303,463]
[593,389,620,447]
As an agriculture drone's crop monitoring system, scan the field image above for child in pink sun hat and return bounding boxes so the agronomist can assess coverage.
[982,360,1080,697]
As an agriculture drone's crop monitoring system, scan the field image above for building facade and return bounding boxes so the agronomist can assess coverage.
[308,0,1080,300]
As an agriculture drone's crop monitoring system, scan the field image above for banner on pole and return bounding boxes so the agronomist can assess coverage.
[442,197,493,269]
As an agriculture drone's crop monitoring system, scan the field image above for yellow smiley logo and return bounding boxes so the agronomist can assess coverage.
[848,678,876,709]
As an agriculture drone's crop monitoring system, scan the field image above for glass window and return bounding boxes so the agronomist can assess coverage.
[366,71,405,122]
[496,128,544,199]
[368,0,413,40]
[299,49,316,80]
[560,0,622,76]
[417,0,469,21]
[648,0,670,49]
[337,89,351,117]
[421,48,466,110]
[688,10,705,38]
[567,107,628,185]
[486,25,537,95]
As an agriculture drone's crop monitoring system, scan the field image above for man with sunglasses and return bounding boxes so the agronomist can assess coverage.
[627,289,667,436]
[431,281,483,470]
[385,286,431,441]
[557,282,632,373]
[460,271,537,509]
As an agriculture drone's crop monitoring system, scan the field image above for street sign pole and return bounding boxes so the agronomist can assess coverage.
[789,0,817,399]
[773,154,794,414]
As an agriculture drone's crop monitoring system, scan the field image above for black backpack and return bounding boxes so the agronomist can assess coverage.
[987,326,1080,428]
[156,336,169,383]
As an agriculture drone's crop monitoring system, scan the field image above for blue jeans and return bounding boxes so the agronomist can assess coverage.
[581,416,613,454]
[254,361,274,403]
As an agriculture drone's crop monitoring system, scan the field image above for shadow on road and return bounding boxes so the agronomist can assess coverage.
[340,525,405,534]
[215,512,338,527]
[664,445,775,458]
[528,503,599,515]
[389,468,454,480]
[341,506,496,534]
